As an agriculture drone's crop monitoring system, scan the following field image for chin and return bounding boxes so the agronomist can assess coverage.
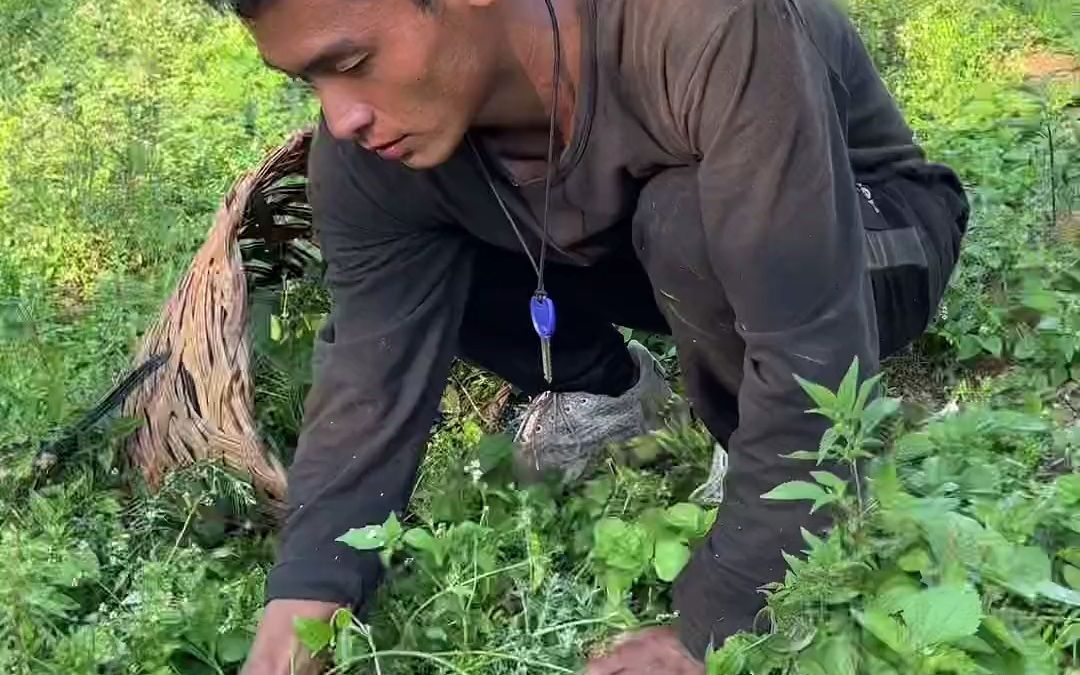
[402,133,464,171]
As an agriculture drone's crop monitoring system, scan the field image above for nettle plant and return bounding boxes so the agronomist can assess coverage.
[288,433,717,674]
[706,359,1080,675]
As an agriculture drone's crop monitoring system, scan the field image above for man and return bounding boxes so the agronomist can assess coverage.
[213,0,970,672]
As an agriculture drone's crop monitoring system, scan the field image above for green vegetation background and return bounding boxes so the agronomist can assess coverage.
[0,0,1077,673]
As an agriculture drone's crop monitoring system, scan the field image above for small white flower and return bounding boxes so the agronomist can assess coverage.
[465,459,483,485]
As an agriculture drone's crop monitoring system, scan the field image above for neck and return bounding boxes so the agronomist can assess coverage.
[474,0,582,147]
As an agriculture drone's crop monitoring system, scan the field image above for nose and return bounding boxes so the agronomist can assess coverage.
[321,90,375,141]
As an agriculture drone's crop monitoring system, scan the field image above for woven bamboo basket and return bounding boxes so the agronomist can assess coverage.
[120,128,316,517]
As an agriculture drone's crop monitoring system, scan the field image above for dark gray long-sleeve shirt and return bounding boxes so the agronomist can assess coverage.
[266,0,964,654]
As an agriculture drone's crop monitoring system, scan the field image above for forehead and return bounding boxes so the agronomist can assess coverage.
[250,0,398,71]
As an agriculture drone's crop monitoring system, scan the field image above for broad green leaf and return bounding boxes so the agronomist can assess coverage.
[958,464,999,494]
[990,545,1051,599]
[798,635,857,675]
[653,537,691,582]
[217,631,251,664]
[1063,564,1080,590]
[811,471,847,492]
[1020,287,1057,314]
[476,433,514,471]
[603,569,634,607]
[1035,580,1080,606]
[897,548,931,575]
[403,528,443,565]
[761,481,829,503]
[976,335,1003,357]
[336,525,387,551]
[861,397,901,435]
[664,503,706,537]
[855,608,910,655]
[293,617,333,653]
[383,511,402,542]
[794,374,838,412]
[899,584,983,647]
[870,572,922,614]
[594,518,651,573]
[957,335,982,361]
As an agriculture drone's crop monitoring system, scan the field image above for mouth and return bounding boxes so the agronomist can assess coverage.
[366,135,408,161]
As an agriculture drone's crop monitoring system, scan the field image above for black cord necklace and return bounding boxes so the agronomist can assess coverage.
[469,0,563,384]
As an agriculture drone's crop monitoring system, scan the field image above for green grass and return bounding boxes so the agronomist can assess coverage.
[0,1,1078,673]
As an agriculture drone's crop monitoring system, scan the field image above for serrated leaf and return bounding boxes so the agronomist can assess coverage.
[818,426,840,459]
[870,572,922,614]
[336,525,387,551]
[855,609,910,655]
[855,373,884,413]
[899,584,983,647]
[653,537,691,582]
[782,550,805,573]
[898,548,931,574]
[293,617,333,653]
[801,527,825,551]
[795,374,839,412]
[861,397,901,435]
[837,357,860,411]
[783,450,820,461]
[762,481,829,503]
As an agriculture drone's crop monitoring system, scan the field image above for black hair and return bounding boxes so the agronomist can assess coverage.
[206,0,435,19]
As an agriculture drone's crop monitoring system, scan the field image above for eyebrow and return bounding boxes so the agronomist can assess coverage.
[264,38,370,81]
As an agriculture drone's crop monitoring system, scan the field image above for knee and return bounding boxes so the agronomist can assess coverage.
[632,168,711,286]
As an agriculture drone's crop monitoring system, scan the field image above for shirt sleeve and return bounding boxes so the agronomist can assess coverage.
[265,122,474,607]
[668,0,880,656]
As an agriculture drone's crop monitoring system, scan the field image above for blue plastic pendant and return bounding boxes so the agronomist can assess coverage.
[530,292,556,339]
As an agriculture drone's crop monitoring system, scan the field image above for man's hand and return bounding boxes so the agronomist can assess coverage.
[241,599,340,675]
[584,627,705,675]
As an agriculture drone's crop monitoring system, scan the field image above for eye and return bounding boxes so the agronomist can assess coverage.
[336,53,370,74]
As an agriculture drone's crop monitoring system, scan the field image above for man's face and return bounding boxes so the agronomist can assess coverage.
[251,0,500,169]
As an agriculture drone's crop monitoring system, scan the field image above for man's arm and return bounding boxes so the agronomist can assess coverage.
[670,0,879,656]
[244,123,474,672]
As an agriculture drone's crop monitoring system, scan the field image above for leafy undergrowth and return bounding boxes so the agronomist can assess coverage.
[277,362,1079,675]
[1,0,1079,673]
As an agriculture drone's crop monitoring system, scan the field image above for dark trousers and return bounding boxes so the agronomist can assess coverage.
[457,168,968,445]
